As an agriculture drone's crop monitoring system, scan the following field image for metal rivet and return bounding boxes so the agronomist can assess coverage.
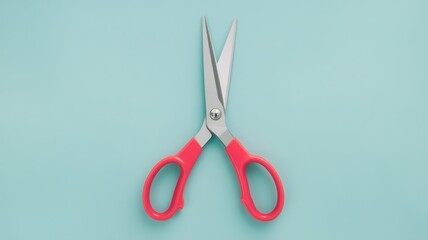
[210,108,222,120]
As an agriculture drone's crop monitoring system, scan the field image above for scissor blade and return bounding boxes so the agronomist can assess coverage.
[202,17,232,145]
[202,17,225,110]
[217,19,236,108]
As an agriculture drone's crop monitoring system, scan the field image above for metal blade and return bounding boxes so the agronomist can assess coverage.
[217,19,237,108]
[202,17,224,108]
[202,17,233,146]
[195,18,236,147]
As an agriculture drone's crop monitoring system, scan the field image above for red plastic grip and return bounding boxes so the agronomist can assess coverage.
[225,138,285,221]
[142,138,203,221]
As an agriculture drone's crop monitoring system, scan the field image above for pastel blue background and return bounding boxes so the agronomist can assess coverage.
[1,0,427,239]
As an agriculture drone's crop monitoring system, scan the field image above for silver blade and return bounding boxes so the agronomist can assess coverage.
[217,19,237,108]
[195,18,237,147]
[201,17,233,146]
[202,17,224,108]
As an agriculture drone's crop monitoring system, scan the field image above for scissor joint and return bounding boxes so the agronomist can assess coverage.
[210,108,222,120]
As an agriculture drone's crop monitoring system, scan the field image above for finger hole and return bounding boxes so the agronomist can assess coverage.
[246,162,277,214]
[150,163,181,213]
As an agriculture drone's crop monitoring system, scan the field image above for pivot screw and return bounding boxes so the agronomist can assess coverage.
[210,108,222,120]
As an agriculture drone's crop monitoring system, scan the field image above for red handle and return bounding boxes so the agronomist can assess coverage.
[225,138,285,221]
[142,138,202,221]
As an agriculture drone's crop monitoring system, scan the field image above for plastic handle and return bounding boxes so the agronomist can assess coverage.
[142,138,202,221]
[225,138,285,221]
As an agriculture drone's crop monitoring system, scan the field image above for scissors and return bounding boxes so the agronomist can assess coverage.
[143,17,285,222]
